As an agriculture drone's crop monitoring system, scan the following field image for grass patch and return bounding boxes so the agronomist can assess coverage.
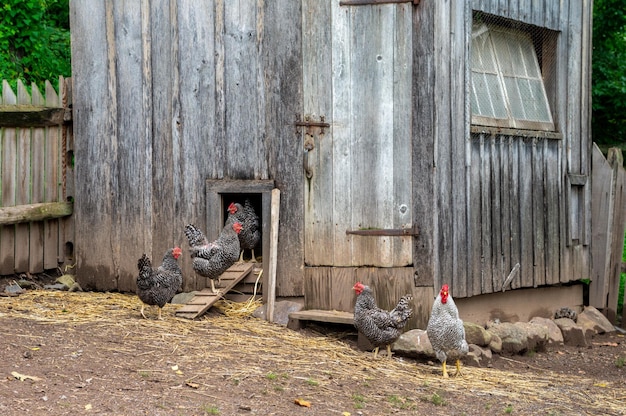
[352,393,366,409]
[306,378,318,387]
[504,404,514,413]
[200,404,220,415]
[615,356,625,368]
[387,395,417,410]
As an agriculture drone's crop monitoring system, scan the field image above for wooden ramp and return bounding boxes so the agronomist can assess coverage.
[176,262,255,319]
[287,309,354,330]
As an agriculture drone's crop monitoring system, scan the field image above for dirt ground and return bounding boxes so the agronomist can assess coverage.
[0,274,625,415]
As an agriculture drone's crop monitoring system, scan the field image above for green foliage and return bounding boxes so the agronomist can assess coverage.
[592,0,626,147]
[0,0,70,92]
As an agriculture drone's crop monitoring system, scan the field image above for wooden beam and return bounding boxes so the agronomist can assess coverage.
[267,188,280,323]
[0,105,70,127]
[0,202,73,225]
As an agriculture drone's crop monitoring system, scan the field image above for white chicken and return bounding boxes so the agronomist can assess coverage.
[426,284,469,378]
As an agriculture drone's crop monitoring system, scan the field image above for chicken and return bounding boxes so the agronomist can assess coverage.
[136,247,183,320]
[352,282,413,359]
[426,284,469,378]
[226,200,260,262]
[184,221,242,294]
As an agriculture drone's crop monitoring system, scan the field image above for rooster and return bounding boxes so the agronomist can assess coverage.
[184,221,242,294]
[352,282,413,359]
[226,200,260,262]
[136,247,183,320]
[426,284,469,378]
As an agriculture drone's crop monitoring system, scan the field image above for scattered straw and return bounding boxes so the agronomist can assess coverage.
[0,290,623,415]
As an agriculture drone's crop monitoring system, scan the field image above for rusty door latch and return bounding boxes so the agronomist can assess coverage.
[296,114,330,179]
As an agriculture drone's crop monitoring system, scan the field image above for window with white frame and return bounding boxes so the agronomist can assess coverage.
[471,17,555,131]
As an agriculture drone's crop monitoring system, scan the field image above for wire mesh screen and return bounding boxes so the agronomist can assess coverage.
[470,12,559,132]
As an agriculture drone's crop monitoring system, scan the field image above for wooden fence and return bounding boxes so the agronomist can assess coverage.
[590,144,626,327]
[0,78,73,276]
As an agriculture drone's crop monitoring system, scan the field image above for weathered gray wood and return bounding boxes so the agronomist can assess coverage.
[606,149,626,322]
[71,0,117,290]
[15,80,31,273]
[0,202,73,225]
[412,0,436,287]
[0,82,17,275]
[44,81,62,270]
[304,266,432,330]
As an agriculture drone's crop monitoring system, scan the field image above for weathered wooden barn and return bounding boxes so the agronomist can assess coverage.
[69,0,596,328]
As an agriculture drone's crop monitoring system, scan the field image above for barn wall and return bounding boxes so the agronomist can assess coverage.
[70,1,303,294]
[423,0,593,298]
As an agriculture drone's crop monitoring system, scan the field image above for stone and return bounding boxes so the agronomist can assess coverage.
[488,333,503,353]
[253,300,303,326]
[171,291,198,305]
[486,322,528,354]
[577,306,615,334]
[554,318,589,347]
[529,317,564,348]
[514,321,549,352]
[4,283,24,295]
[392,329,434,359]
[464,322,492,347]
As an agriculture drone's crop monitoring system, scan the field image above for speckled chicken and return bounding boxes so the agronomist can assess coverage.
[226,200,260,262]
[184,221,242,294]
[426,284,469,378]
[352,282,413,359]
[136,247,183,320]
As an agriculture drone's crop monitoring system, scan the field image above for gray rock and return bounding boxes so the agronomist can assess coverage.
[4,283,24,295]
[171,291,198,305]
[464,322,492,347]
[529,317,564,348]
[392,329,434,359]
[554,318,590,347]
[43,283,69,291]
[253,301,303,325]
[488,333,503,353]
[514,321,549,352]
[577,306,615,334]
[486,322,528,354]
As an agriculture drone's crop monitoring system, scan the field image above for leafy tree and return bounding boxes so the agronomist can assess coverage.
[592,0,626,147]
[0,0,70,92]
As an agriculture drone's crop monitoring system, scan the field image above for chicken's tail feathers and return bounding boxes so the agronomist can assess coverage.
[184,223,208,247]
[391,294,414,325]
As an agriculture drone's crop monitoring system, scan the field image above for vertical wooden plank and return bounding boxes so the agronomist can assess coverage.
[150,0,184,286]
[331,1,353,266]
[111,0,151,292]
[435,0,453,291]
[490,136,503,291]
[450,0,469,297]
[500,135,512,285]
[222,2,264,178]
[508,136,522,289]
[606,150,626,322]
[28,84,45,273]
[480,134,493,293]
[532,137,546,287]
[303,0,333,266]
[412,0,436,287]
[0,81,17,274]
[469,135,482,296]
[263,0,303,296]
[392,3,413,267]
[544,139,561,285]
[350,5,396,266]
[44,81,61,270]
[14,80,31,273]
[70,0,117,290]
[519,138,534,286]
[177,0,216,290]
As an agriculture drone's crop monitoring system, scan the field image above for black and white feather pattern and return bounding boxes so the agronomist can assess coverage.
[353,285,413,349]
[426,286,469,364]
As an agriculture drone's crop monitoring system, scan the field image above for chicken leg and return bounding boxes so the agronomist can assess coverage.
[453,358,463,377]
[209,278,217,294]
[140,303,148,319]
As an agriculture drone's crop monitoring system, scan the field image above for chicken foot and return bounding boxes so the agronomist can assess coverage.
[441,359,463,378]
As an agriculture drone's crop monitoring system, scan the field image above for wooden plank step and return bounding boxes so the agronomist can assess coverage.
[287,309,354,330]
[175,262,255,319]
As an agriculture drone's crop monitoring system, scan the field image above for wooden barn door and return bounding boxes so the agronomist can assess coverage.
[302,1,414,268]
